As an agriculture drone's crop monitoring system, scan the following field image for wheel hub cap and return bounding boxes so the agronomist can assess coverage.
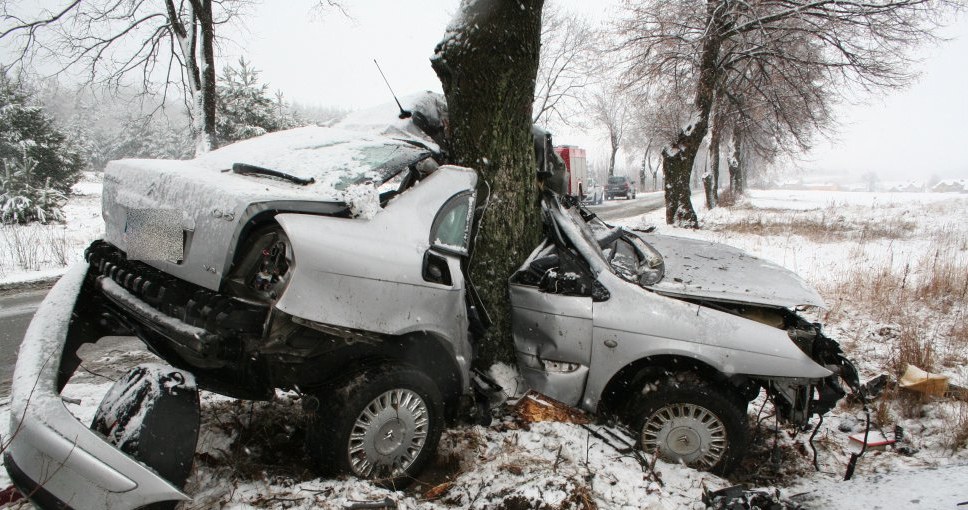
[641,403,727,469]
[348,389,429,479]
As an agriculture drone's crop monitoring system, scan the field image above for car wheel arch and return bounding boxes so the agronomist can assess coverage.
[289,328,466,420]
[596,354,751,418]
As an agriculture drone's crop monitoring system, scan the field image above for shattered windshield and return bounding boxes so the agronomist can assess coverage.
[586,214,664,286]
[195,126,432,196]
[335,144,428,189]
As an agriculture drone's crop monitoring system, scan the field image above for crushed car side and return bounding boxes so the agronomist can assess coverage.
[510,195,857,474]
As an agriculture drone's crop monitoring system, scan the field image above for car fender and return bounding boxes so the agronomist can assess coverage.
[580,271,831,411]
[273,165,476,365]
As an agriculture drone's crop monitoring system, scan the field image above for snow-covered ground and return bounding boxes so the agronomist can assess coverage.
[2,187,968,508]
[0,173,104,287]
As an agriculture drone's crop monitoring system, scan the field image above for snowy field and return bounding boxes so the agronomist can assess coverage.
[0,173,105,287]
[2,185,968,508]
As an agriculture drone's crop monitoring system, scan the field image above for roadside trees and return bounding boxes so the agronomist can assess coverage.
[616,0,951,225]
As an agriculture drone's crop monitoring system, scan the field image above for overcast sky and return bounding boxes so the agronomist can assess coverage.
[6,1,967,182]
[232,0,968,183]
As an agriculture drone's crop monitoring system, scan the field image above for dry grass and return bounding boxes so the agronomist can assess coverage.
[713,207,916,243]
[825,229,967,374]
[946,402,968,452]
[0,223,76,274]
[717,188,740,207]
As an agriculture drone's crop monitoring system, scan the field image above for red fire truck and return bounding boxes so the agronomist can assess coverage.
[554,145,587,197]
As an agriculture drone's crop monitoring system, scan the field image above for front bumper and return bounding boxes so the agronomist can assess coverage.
[4,263,189,509]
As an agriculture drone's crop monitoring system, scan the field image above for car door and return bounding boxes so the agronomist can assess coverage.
[509,196,608,406]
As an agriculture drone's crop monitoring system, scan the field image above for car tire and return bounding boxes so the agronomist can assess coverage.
[306,364,443,488]
[91,364,200,508]
[629,372,748,475]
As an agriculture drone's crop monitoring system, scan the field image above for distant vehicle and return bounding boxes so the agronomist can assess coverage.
[554,146,588,199]
[582,178,604,205]
[606,175,636,200]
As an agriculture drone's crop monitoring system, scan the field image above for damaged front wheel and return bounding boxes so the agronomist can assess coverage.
[306,364,443,487]
[630,373,748,475]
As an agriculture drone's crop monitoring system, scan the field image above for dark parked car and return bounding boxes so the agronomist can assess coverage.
[606,175,636,200]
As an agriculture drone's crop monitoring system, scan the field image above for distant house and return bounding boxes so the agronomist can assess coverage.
[932,179,968,193]
[886,181,926,193]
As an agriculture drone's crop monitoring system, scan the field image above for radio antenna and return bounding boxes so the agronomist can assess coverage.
[374,59,412,119]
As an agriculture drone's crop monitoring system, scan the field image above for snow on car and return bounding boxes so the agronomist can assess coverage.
[5,92,859,508]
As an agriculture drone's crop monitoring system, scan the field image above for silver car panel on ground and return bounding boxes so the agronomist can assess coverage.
[4,265,189,509]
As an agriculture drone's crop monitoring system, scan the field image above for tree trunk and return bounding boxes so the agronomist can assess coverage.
[189,0,217,152]
[662,0,724,227]
[662,152,700,226]
[608,129,619,177]
[639,154,648,191]
[728,132,744,194]
[432,0,544,365]
[705,101,723,209]
[702,173,714,209]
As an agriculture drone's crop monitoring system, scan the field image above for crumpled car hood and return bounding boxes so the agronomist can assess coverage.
[638,233,825,308]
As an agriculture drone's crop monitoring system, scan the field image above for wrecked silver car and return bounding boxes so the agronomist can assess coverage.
[5,90,856,508]
[511,194,858,474]
[5,93,486,508]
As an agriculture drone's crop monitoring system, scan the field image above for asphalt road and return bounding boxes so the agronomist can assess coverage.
[588,191,665,221]
[0,289,47,399]
[0,289,150,399]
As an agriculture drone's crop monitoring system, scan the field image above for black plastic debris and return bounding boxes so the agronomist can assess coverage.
[703,485,800,510]
[345,497,396,509]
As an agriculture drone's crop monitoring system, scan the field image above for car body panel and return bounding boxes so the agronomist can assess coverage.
[5,264,189,509]
[275,166,477,388]
[640,234,825,308]
[510,196,833,413]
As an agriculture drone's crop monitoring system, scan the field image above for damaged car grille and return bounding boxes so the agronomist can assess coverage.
[85,240,268,342]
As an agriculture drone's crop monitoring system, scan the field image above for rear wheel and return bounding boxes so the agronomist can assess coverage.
[306,364,442,487]
[629,373,748,475]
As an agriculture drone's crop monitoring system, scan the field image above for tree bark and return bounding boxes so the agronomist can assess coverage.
[728,131,744,194]
[705,101,723,209]
[188,0,217,151]
[661,0,724,227]
[432,0,544,365]
[608,130,619,177]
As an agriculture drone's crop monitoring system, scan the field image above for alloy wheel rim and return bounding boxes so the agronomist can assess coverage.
[347,388,429,479]
[641,402,727,469]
